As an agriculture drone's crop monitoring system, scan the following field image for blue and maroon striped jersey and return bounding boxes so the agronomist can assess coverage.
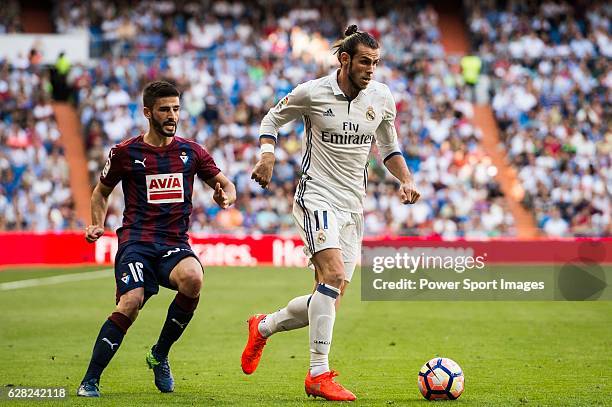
[100,134,220,245]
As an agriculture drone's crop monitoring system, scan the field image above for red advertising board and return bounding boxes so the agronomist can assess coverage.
[0,232,610,267]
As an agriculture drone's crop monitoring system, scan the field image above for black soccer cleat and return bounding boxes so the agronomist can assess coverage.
[77,378,100,397]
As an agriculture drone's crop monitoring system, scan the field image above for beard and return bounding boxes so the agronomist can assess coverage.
[151,116,177,138]
[348,59,369,91]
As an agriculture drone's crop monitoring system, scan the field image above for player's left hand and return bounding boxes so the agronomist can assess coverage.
[213,182,230,209]
[399,180,420,204]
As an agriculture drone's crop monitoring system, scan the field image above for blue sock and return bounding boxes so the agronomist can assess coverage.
[154,293,199,359]
[82,312,132,382]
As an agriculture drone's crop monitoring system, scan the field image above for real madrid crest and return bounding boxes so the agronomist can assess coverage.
[317,230,326,244]
[366,106,375,121]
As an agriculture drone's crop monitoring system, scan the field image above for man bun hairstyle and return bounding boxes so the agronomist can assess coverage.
[143,80,180,109]
[345,24,359,36]
[332,24,379,63]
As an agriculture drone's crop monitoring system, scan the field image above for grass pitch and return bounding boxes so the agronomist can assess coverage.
[0,265,610,406]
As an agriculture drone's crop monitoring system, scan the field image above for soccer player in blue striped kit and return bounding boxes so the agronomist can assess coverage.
[78,81,236,397]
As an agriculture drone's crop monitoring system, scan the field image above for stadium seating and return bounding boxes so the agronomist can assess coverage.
[0,61,80,230]
[4,0,607,237]
[465,0,610,237]
[52,1,512,237]
[0,0,22,34]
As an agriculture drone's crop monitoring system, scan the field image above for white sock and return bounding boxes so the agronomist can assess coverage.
[308,284,340,377]
[258,294,310,338]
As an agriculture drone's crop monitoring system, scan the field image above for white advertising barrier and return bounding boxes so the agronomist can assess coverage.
[0,33,89,64]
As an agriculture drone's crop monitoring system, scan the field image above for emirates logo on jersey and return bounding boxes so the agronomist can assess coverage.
[146,173,184,204]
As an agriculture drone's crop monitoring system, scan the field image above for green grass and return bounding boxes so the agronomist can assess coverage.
[0,266,610,406]
[0,266,105,283]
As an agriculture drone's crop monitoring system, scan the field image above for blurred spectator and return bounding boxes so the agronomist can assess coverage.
[460,55,481,103]
[0,0,22,33]
[466,0,611,237]
[3,0,521,237]
[58,0,512,237]
[0,61,80,231]
[51,52,72,101]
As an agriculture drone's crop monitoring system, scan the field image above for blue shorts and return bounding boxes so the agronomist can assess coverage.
[114,242,201,304]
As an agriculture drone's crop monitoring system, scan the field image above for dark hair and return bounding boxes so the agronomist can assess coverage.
[332,24,379,64]
[142,80,180,109]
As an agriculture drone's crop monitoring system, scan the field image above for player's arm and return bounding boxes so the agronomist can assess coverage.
[205,172,236,209]
[86,182,114,242]
[252,82,311,188]
[251,137,275,189]
[384,154,420,204]
[376,88,420,204]
[86,147,122,242]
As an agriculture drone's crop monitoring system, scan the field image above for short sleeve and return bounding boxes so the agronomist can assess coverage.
[99,146,123,188]
[195,144,221,181]
[259,81,312,140]
[375,86,402,163]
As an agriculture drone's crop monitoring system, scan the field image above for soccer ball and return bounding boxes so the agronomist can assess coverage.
[417,357,464,400]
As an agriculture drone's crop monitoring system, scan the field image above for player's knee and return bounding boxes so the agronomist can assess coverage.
[320,261,345,288]
[178,266,203,296]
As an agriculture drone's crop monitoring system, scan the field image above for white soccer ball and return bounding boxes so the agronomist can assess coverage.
[417,357,464,400]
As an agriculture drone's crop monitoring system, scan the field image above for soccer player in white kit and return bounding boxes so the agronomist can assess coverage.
[242,25,420,401]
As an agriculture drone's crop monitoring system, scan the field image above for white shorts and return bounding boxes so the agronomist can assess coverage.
[292,193,364,282]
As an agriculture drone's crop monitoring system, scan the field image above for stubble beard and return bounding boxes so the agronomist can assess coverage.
[348,58,367,93]
[151,117,177,138]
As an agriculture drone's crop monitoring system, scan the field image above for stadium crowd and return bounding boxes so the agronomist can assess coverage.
[0,0,22,34]
[465,0,611,237]
[0,61,81,231]
[50,0,512,237]
[5,0,608,238]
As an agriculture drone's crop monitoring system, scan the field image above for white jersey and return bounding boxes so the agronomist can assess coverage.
[260,70,401,213]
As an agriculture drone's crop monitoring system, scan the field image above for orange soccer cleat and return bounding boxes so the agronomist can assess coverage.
[305,370,356,401]
[241,314,268,374]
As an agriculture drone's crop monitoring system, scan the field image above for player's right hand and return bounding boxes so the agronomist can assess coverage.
[213,182,230,209]
[251,155,275,189]
[85,225,104,243]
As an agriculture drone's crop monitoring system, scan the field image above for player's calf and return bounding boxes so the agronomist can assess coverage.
[242,294,311,375]
[78,310,133,397]
[258,294,311,337]
[78,289,141,397]
[308,249,344,379]
[154,292,199,358]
